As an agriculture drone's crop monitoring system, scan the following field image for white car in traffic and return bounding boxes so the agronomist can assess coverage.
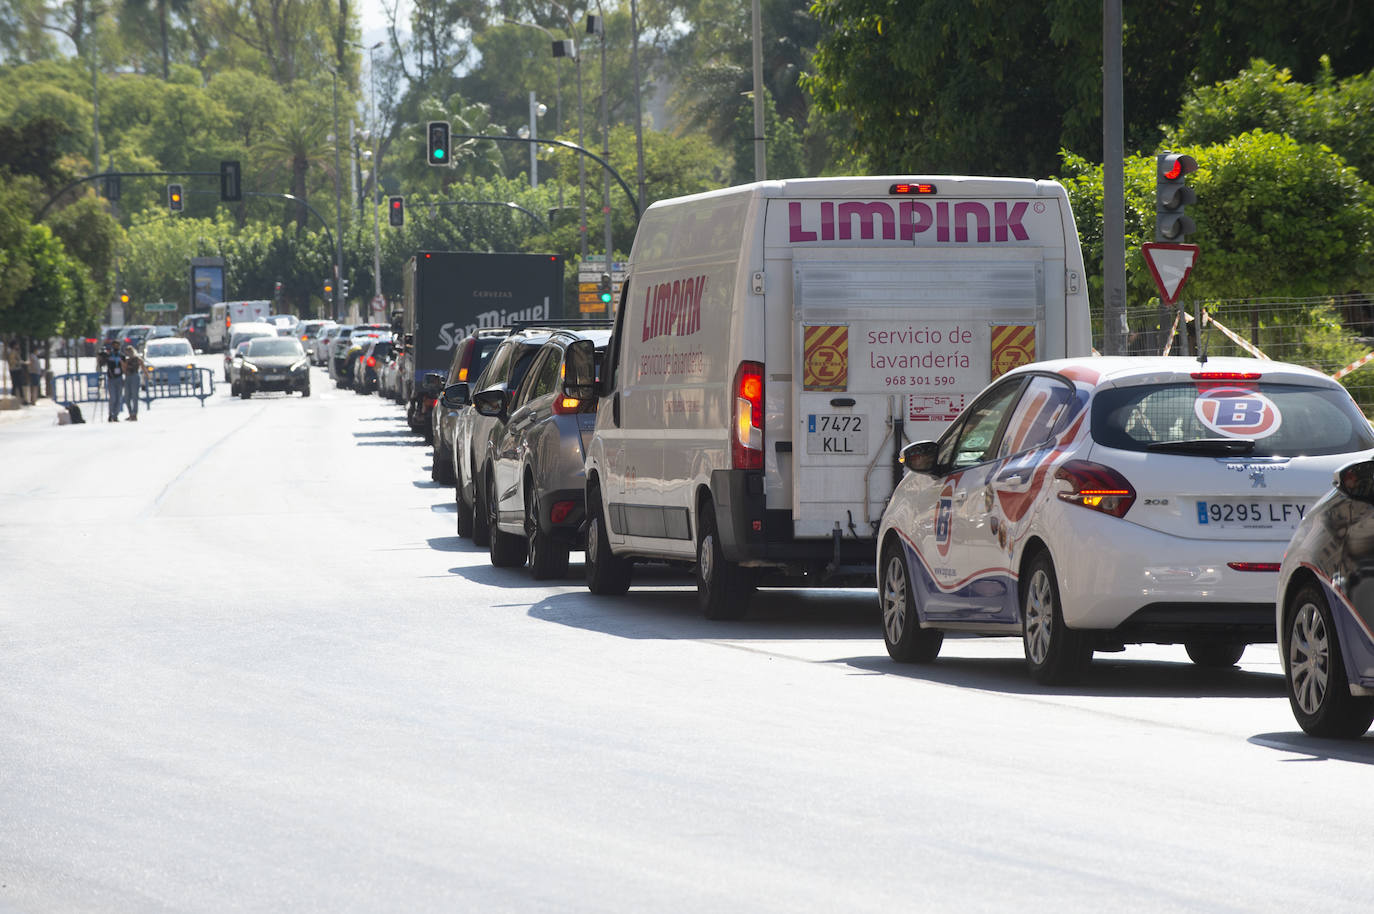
[877,356,1374,683]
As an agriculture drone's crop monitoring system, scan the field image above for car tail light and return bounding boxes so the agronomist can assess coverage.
[1054,460,1135,518]
[456,341,475,382]
[550,500,576,524]
[1227,562,1280,572]
[552,396,582,414]
[732,361,764,470]
[367,356,376,367]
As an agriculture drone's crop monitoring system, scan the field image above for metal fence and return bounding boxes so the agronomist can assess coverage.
[1096,293,1374,413]
[51,367,216,418]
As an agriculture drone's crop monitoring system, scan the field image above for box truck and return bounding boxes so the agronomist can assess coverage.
[572,176,1092,617]
[400,251,565,434]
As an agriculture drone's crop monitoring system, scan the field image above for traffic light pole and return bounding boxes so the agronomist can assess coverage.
[1102,0,1127,357]
[36,169,219,221]
[426,200,549,230]
[449,134,640,220]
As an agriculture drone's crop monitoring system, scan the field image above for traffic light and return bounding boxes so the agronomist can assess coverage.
[1155,152,1198,243]
[598,273,612,305]
[341,278,350,299]
[323,280,334,298]
[427,121,451,166]
[119,290,130,305]
[103,172,121,201]
[167,183,184,212]
[388,196,404,227]
[220,160,242,202]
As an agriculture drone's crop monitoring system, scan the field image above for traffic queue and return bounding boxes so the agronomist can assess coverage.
[320,177,1374,741]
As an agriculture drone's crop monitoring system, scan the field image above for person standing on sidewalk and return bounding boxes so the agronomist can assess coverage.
[122,343,147,421]
[26,347,42,405]
[98,342,124,421]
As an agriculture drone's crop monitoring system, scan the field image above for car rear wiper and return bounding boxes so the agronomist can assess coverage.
[1145,437,1256,455]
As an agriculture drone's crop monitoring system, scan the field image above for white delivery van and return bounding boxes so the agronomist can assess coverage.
[206,300,273,351]
[573,176,1092,618]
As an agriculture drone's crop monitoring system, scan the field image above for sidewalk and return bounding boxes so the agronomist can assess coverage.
[0,395,68,427]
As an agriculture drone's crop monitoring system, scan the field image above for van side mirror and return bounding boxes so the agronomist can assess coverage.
[441,382,470,409]
[1337,460,1374,502]
[900,440,940,474]
[562,339,597,400]
[473,387,507,419]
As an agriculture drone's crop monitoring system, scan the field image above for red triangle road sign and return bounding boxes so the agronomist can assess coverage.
[1141,242,1199,305]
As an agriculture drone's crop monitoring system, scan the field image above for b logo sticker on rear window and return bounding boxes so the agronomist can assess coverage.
[1194,387,1282,439]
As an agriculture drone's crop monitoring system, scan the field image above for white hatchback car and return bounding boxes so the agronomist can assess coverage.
[877,356,1374,684]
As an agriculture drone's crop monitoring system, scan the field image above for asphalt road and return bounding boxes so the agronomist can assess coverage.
[2,357,1372,912]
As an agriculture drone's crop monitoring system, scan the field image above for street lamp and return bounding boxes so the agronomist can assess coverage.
[329,70,344,321]
[506,15,585,257]
[351,39,385,303]
[588,11,612,269]
[516,95,548,188]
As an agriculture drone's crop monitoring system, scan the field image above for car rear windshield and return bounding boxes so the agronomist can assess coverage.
[247,338,304,357]
[1092,381,1374,457]
[146,340,193,357]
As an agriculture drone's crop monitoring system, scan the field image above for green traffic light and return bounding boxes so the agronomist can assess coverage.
[433,149,443,160]
[599,293,612,304]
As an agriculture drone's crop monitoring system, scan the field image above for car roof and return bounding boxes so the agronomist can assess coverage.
[1006,355,1339,390]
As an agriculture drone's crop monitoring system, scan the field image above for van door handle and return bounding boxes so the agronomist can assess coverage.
[612,392,620,426]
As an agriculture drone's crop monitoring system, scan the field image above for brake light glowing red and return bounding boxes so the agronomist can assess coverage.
[550,500,575,524]
[366,356,376,367]
[732,361,764,470]
[1054,460,1135,518]
[1227,562,1281,572]
[890,182,937,195]
[1191,372,1261,381]
[552,396,581,414]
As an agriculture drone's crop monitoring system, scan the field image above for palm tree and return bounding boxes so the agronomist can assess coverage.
[255,110,334,233]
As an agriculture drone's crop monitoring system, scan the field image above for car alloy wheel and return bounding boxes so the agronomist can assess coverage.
[1021,551,1090,685]
[881,538,942,663]
[1286,583,1374,738]
[525,489,569,580]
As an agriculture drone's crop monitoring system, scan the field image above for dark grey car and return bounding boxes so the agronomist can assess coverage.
[478,328,611,577]
[238,337,311,397]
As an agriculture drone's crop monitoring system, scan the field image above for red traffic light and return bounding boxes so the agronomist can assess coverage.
[1158,153,1198,181]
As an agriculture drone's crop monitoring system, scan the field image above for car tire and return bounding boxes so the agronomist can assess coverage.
[1021,550,1091,685]
[301,385,310,398]
[488,473,528,568]
[470,464,492,547]
[526,489,570,580]
[880,537,944,663]
[1184,641,1246,668]
[230,380,239,396]
[239,386,251,400]
[696,501,753,621]
[455,484,473,538]
[434,446,456,486]
[1284,582,1374,738]
[585,484,632,595]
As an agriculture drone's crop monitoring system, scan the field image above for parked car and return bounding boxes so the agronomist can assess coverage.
[177,313,210,352]
[315,324,346,365]
[237,336,311,398]
[297,320,335,359]
[265,314,300,336]
[378,342,405,401]
[432,328,508,486]
[353,338,393,394]
[148,325,176,340]
[330,323,389,386]
[224,322,280,382]
[478,327,611,577]
[454,326,567,545]
[876,355,1374,684]
[1277,459,1374,738]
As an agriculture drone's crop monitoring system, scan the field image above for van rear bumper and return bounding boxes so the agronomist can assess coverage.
[709,470,875,575]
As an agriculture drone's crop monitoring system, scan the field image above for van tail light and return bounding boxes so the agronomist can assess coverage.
[1054,460,1135,518]
[552,396,582,414]
[732,360,764,470]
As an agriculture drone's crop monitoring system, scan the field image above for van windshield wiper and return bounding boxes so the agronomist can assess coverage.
[1145,437,1256,455]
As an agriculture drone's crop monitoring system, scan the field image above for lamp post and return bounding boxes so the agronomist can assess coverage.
[516,94,547,188]
[507,14,585,256]
[352,39,385,302]
[330,70,344,321]
[588,10,612,268]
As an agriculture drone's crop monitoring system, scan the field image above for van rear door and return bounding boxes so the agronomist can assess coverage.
[789,247,1046,538]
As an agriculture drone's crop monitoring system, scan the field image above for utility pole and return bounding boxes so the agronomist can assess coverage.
[751,0,766,180]
[331,71,344,322]
[1102,0,1127,355]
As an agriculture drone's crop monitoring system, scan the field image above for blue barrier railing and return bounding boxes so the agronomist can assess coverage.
[51,368,216,415]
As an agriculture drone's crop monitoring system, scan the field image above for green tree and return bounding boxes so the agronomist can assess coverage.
[1,223,77,338]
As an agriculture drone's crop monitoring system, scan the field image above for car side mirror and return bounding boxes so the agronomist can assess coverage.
[900,440,940,474]
[473,387,507,419]
[441,382,470,409]
[1337,460,1374,502]
[562,339,597,400]
[420,372,445,394]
